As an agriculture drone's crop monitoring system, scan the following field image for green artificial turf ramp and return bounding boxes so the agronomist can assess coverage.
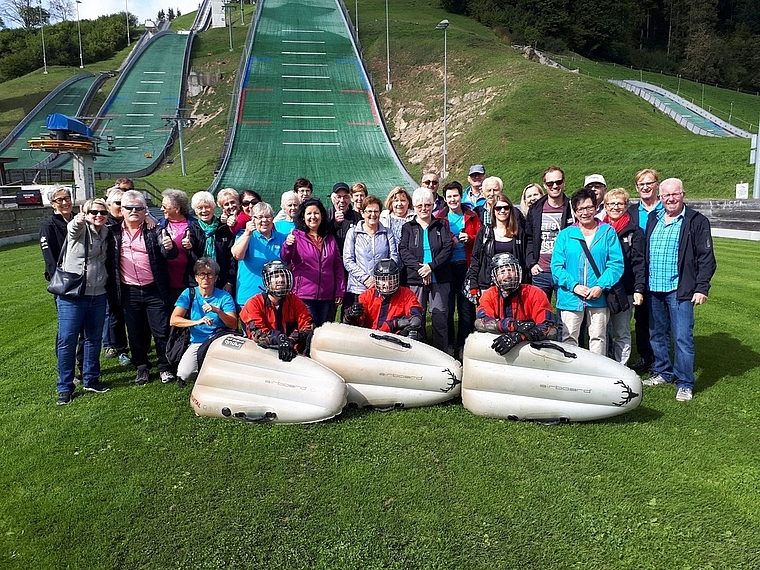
[213,0,417,202]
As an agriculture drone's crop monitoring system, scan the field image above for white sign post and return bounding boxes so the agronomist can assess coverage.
[736,182,749,199]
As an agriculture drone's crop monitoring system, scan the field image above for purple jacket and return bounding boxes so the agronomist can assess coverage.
[281,230,346,300]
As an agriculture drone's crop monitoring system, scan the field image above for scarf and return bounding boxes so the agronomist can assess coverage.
[603,212,631,235]
[197,217,220,260]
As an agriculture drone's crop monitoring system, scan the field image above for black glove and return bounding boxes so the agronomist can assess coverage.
[277,334,297,362]
[344,303,365,325]
[492,332,523,356]
[397,316,422,337]
[514,320,536,334]
[521,326,545,342]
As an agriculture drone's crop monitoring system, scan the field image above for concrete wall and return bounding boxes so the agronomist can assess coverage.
[0,207,49,246]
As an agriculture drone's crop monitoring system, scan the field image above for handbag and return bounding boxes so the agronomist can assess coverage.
[47,232,88,299]
[574,237,630,315]
[165,287,196,369]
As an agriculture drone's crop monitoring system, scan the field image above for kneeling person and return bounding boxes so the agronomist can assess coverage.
[171,258,238,384]
[240,260,314,361]
[344,258,424,338]
[475,253,556,355]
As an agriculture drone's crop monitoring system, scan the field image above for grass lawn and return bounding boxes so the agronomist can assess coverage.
[1,237,759,568]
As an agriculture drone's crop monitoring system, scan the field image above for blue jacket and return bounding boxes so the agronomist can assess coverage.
[551,223,624,311]
[343,221,399,294]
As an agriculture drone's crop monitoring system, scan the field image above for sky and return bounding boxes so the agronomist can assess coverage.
[76,0,203,26]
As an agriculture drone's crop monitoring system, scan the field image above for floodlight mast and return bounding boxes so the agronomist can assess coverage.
[435,19,449,179]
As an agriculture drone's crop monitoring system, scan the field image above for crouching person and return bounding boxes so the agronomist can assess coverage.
[343,259,424,339]
[239,260,314,361]
[475,253,556,356]
[170,258,238,384]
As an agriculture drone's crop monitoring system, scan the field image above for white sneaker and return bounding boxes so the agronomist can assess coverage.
[676,387,693,401]
[643,374,668,386]
[160,371,175,384]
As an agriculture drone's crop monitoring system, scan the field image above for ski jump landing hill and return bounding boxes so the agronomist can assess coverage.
[610,80,752,139]
[211,0,416,203]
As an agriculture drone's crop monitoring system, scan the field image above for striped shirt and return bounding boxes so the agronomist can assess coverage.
[648,209,682,292]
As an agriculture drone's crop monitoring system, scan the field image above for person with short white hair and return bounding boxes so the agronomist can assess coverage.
[398,187,453,351]
[191,191,237,293]
[273,190,301,234]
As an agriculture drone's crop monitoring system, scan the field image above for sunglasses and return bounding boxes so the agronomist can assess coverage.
[493,205,511,212]
[88,210,108,217]
[241,199,258,207]
[545,179,564,187]
[122,205,146,211]
[422,180,440,186]
[113,201,121,206]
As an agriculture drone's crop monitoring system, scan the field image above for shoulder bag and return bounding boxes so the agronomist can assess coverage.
[47,232,88,299]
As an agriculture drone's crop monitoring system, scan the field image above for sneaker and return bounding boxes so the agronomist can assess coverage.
[104,348,118,359]
[135,368,149,386]
[118,353,132,367]
[630,357,653,372]
[160,370,176,384]
[643,374,668,386]
[56,391,73,405]
[84,380,110,394]
[676,387,693,401]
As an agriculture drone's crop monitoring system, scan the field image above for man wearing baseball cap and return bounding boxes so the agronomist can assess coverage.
[462,164,486,208]
[327,182,362,252]
[584,174,607,219]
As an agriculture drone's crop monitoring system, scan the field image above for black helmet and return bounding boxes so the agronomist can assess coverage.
[490,253,522,295]
[374,258,400,297]
[262,260,293,298]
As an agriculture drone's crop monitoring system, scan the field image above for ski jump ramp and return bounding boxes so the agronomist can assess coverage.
[211,0,416,202]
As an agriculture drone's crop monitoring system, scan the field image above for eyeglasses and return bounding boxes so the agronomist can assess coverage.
[363,210,380,216]
[88,210,108,216]
[493,205,511,212]
[605,202,626,209]
[636,180,657,188]
[241,199,258,207]
[659,192,683,200]
[196,272,215,279]
[122,205,146,211]
[113,201,122,206]
[422,180,440,186]
[52,196,72,204]
[254,215,274,220]
[545,179,564,187]
[576,206,596,213]
[414,203,433,209]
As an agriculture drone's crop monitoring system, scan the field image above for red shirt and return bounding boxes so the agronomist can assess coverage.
[355,286,423,333]
[476,284,555,335]
[240,292,313,351]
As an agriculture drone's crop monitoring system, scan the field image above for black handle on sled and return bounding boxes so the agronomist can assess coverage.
[222,407,277,423]
[529,341,577,359]
[369,333,411,350]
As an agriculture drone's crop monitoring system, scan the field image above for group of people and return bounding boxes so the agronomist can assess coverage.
[41,165,716,406]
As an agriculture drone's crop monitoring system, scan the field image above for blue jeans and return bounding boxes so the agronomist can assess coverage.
[56,294,108,394]
[303,299,336,328]
[530,270,562,338]
[102,299,128,354]
[648,290,695,389]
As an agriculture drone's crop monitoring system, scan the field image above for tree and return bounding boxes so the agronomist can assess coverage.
[167,7,174,20]
[48,0,74,22]
[157,9,165,21]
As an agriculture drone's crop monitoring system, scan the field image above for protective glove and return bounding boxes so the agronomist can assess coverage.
[514,320,536,334]
[521,325,545,342]
[277,334,297,362]
[464,282,481,305]
[343,303,365,325]
[492,332,523,356]
[397,316,422,337]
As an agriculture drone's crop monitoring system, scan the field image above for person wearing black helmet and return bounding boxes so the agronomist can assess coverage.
[239,260,314,361]
[343,258,423,338]
[474,253,556,356]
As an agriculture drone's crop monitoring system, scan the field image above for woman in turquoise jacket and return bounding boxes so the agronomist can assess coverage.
[551,188,624,356]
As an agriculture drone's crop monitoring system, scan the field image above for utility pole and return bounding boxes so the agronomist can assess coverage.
[162,109,196,176]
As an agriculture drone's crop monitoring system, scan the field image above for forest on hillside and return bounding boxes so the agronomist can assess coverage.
[442,0,760,92]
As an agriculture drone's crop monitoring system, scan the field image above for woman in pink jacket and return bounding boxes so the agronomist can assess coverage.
[281,198,346,326]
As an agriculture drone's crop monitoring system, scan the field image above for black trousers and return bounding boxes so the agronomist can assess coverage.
[121,282,171,372]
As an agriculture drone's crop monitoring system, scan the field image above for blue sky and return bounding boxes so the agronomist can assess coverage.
[77,0,202,25]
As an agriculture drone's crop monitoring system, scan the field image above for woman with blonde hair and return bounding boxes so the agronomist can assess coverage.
[379,186,415,244]
[520,183,544,216]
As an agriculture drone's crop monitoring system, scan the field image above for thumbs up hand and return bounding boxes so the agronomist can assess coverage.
[161,228,173,250]
[182,228,192,250]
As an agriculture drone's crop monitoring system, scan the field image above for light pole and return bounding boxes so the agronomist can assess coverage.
[436,19,449,179]
[385,0,391,91]
[240,0,245,26]
[223,4,237,52]
[75,0,84,68]
[39,0,48,74]
[125,0,131,45]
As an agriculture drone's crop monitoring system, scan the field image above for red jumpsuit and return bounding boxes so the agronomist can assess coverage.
[240,292,313,352]
[475,284,555,336]
[355,286,423,333]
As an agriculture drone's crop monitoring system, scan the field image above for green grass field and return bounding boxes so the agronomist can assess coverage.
[1,238,759,568]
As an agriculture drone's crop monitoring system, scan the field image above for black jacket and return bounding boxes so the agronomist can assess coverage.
[399,217,453,286]
[111,222,177,308]
[645,206,716,300]
[613,218,646,296]
[524,194,574,268]
[326,207,362,253]
[39,213,70,281]
[466,214,528,291]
